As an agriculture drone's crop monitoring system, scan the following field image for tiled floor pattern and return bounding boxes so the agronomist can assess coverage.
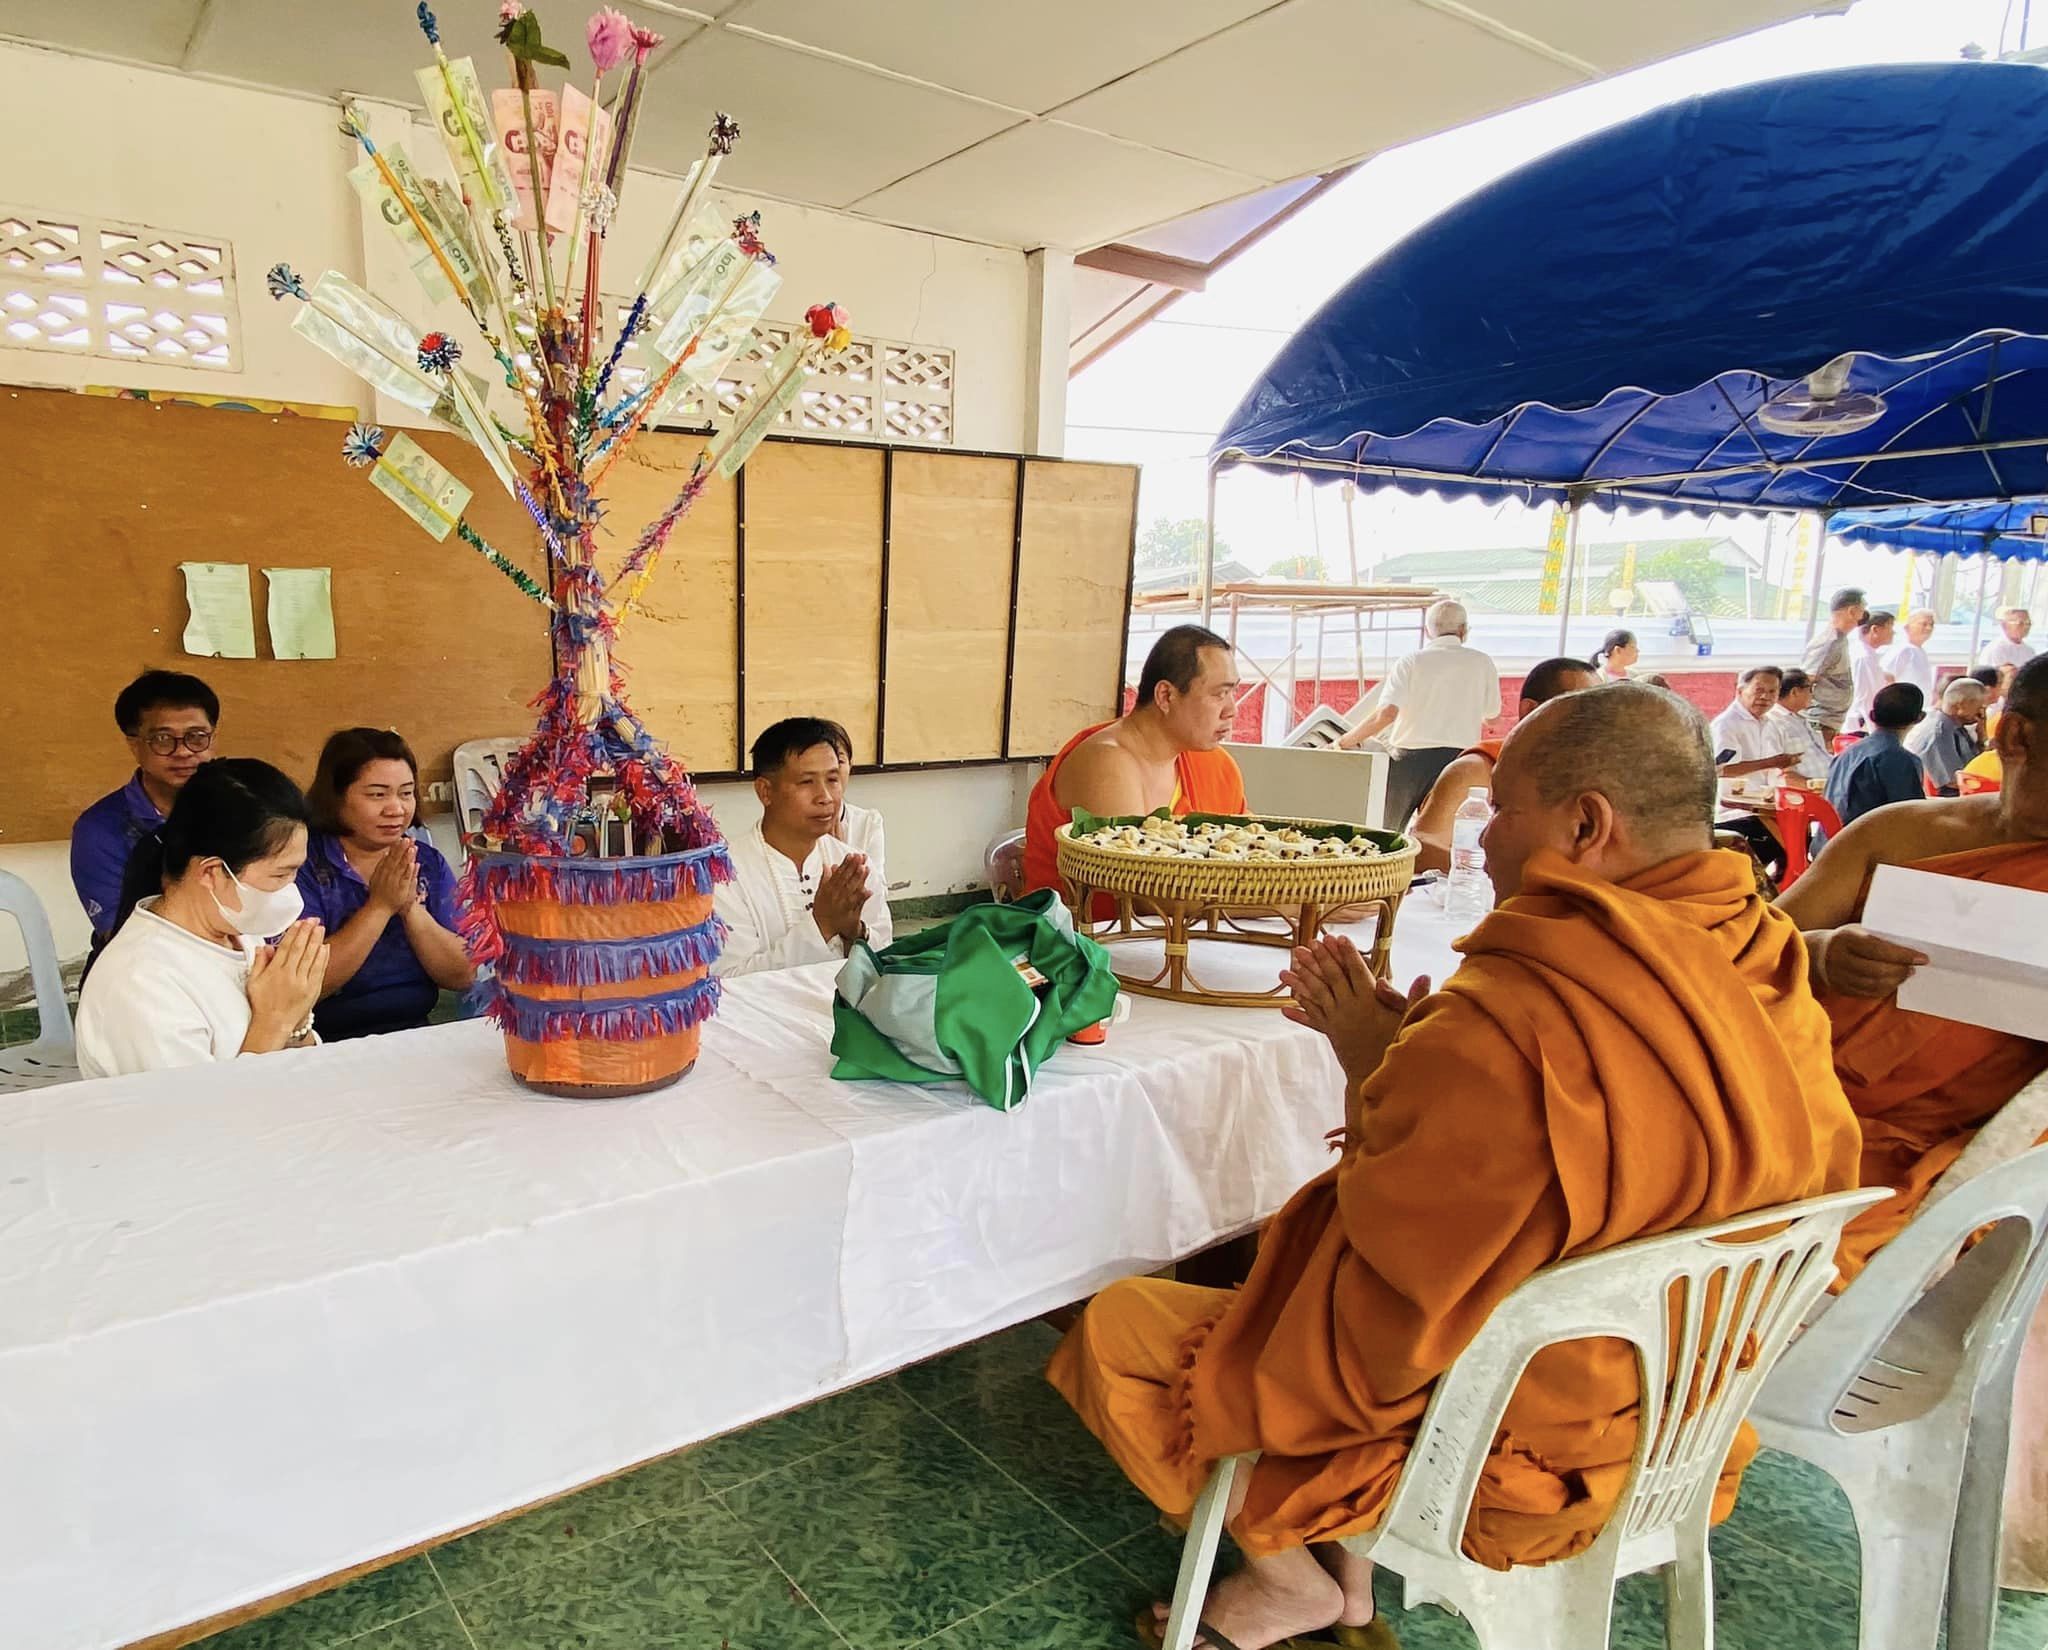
[195,1318,2048,1650]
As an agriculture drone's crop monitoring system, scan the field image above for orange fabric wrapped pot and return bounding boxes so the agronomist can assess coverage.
[464,847,729,1099]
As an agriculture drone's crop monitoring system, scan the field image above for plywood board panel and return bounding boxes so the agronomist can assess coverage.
[1006,459,1137,758]
[741,440,885,763]
[0,387,550,845]
[882,451,1016,764]
[597,431,742,776]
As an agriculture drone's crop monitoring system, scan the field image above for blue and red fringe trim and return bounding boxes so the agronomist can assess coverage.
[471,844,732,905]
[457,843,734,972]
[495,915,728,986]
[478,974,723,1044]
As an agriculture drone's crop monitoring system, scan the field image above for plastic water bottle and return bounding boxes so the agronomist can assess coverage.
[1443,788,1495,922]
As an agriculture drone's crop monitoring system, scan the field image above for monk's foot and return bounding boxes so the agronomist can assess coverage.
[1150,1546,1344,1649]
[1310,1542,1376,1627]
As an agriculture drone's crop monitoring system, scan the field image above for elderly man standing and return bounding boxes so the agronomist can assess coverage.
[1981,606,2038,671]
[1885,609,1938,701]
[1907,676,1988,795]
[1051,684,1860,1649]
[1338,598,1501,829]
[1800,587,1868,743]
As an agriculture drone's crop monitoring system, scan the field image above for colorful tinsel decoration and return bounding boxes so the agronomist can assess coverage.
[265,263,307,301]
[341,422,386,467]
[417,332,462,374]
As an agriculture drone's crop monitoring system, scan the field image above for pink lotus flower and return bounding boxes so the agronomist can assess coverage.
[586,7,634,73]
[629,23,664,58]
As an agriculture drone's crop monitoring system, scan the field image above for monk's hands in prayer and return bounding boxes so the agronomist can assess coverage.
[1281,932,1430,1090]
[813,856,870,946]
[1812,925,1926,998]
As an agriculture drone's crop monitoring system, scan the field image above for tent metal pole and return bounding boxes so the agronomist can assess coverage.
[1200,460,1219,628]
[1802,514,1827,647]
[1343,481,1366,694]
[1556,503,1582,653]
[1971,555,1992,659]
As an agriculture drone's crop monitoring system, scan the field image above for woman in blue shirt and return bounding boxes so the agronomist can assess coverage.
[297,728,474,1039]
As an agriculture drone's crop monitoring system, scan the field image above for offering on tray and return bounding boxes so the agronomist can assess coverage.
[1072,813,1394,862]
[1054,811,1418,1008]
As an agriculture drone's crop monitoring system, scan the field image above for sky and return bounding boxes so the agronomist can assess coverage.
[1065,0,2032,608]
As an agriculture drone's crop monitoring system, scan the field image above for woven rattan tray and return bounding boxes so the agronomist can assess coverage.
[1054,814,1418,1007]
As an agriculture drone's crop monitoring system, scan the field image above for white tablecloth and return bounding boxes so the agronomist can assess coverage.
[0,902,1466,1650]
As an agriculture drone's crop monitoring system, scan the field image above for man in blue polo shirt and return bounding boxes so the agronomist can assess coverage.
[1825,682,1927,826]
[71,671,221,941]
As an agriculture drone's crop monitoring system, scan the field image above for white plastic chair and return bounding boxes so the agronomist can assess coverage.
[0,870,80,1091]
[1751,1137,2048,1650]
[1161,1188,1885,1650]
[451,737,526,857]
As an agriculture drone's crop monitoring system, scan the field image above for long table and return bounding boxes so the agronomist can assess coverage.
[0,903,1464,1650]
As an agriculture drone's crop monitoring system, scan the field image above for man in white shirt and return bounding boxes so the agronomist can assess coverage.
[1338,598,1501,829]
[1842,610,1894,734]
[1980,606,2037,671]
[1710,666,1807,807]
[714,718,893,978]
[1766,669,1832,786]
[1882,609,1937,701]
[1710,665,1807,875]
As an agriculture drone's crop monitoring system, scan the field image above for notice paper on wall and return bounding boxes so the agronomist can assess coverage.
[264,567,336,660]
[1860,863,2048,1039]
[179,561,257,659]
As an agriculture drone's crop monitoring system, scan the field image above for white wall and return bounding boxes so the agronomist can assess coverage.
[0,40,1046,970]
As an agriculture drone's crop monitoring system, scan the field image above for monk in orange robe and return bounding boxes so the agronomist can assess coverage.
[1778,654,2048,1592]
[1777,653,2048,1281]
[1048,683,1862,1648]
[1408,655,1597,873]
[1024,624,1247,915]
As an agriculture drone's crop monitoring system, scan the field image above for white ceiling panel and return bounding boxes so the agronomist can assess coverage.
[731,0,1276,113]
[1055,0,1582,178]
[0,0,200,65]
[1123,175,1327,261]
[191,0,697,105]
[0,0,1853,252]
[633,28,1014,208]
[1479,0,1824,72]
[857,121,1263,250]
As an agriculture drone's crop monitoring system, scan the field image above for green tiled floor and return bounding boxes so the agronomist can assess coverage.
[197,1317,2048,1650]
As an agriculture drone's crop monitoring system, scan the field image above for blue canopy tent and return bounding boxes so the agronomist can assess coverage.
[1204,60,2048,637]
[1830,498,2048,656]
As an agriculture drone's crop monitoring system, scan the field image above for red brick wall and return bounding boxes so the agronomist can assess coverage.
[1134,670,1749,745]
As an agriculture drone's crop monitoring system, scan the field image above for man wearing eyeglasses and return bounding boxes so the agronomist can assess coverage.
[71,671,220,942]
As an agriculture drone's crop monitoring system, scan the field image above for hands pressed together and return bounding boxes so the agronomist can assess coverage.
[1280,932,1431,1093]
[246,919,328,1048]
[813,854,872,947]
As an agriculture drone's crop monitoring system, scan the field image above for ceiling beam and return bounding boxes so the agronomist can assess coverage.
[1075,245,1209,291]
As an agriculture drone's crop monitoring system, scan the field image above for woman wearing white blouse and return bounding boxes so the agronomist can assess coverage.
[76,759,329,1079]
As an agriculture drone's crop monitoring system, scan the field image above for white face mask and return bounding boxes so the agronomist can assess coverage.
[207,862,305,937]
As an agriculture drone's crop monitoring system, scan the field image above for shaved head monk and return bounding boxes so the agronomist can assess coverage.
[1779,653,2048,1280]
[1408,655,1598,873]
[1048,683,1860,1649]
[1024,625,1247,909]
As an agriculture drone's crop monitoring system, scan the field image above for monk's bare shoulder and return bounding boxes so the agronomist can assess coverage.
[1837,793,2005,862]
[1054,723,1147,813]
[1779,793,2004,927]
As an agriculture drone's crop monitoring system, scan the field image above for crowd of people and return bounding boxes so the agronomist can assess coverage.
[1007,618,2048,1649]
[66,673,897,1079]
[48,604,2048,1644]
